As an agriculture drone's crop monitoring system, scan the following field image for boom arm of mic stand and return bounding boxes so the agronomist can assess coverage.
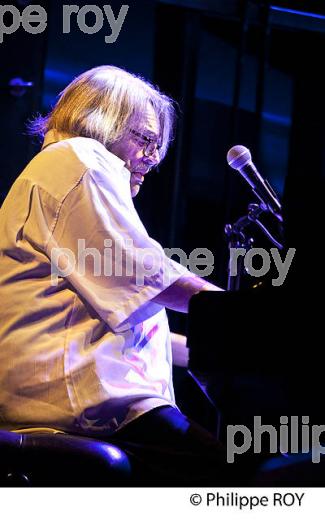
[225,203,284,291]
[247,204,284,249]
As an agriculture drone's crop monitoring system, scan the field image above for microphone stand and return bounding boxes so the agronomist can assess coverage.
[225,203,283,291]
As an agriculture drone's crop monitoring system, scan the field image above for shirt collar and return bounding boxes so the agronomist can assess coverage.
[41,129,128,176]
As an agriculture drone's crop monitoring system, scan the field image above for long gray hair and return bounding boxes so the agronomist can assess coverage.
[28,65,176,160]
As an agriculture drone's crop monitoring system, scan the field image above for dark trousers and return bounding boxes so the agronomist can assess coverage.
[108,405,248,486]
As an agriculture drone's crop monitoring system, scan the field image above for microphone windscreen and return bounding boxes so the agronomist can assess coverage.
[227,145,251,170]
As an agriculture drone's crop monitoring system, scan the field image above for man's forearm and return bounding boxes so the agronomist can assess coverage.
[152,275,224,313]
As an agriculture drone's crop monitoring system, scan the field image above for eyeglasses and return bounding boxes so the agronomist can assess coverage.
[130,129,162,158]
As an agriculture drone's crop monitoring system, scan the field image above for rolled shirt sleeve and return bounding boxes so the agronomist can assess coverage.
[45,167,191,331]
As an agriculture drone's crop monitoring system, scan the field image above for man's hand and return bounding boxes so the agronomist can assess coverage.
[171,332,188,367]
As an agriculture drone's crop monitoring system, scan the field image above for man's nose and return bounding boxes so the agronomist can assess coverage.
[144,148,160,167]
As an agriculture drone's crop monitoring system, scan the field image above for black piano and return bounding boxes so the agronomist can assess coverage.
[187,281,323,442]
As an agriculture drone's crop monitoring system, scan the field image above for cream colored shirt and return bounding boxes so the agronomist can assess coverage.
[0,131,190,435]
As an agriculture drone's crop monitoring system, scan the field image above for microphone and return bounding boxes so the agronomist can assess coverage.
[227,145,282,221]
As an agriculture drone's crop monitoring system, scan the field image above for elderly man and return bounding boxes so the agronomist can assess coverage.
[0,65,231,485]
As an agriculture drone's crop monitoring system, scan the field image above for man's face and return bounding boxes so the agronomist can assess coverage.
[110,104,161,197]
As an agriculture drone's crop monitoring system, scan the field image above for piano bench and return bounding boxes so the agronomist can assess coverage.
[0,428,132,486]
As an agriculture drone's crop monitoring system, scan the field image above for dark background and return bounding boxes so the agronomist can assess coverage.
[1,0,324,338]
